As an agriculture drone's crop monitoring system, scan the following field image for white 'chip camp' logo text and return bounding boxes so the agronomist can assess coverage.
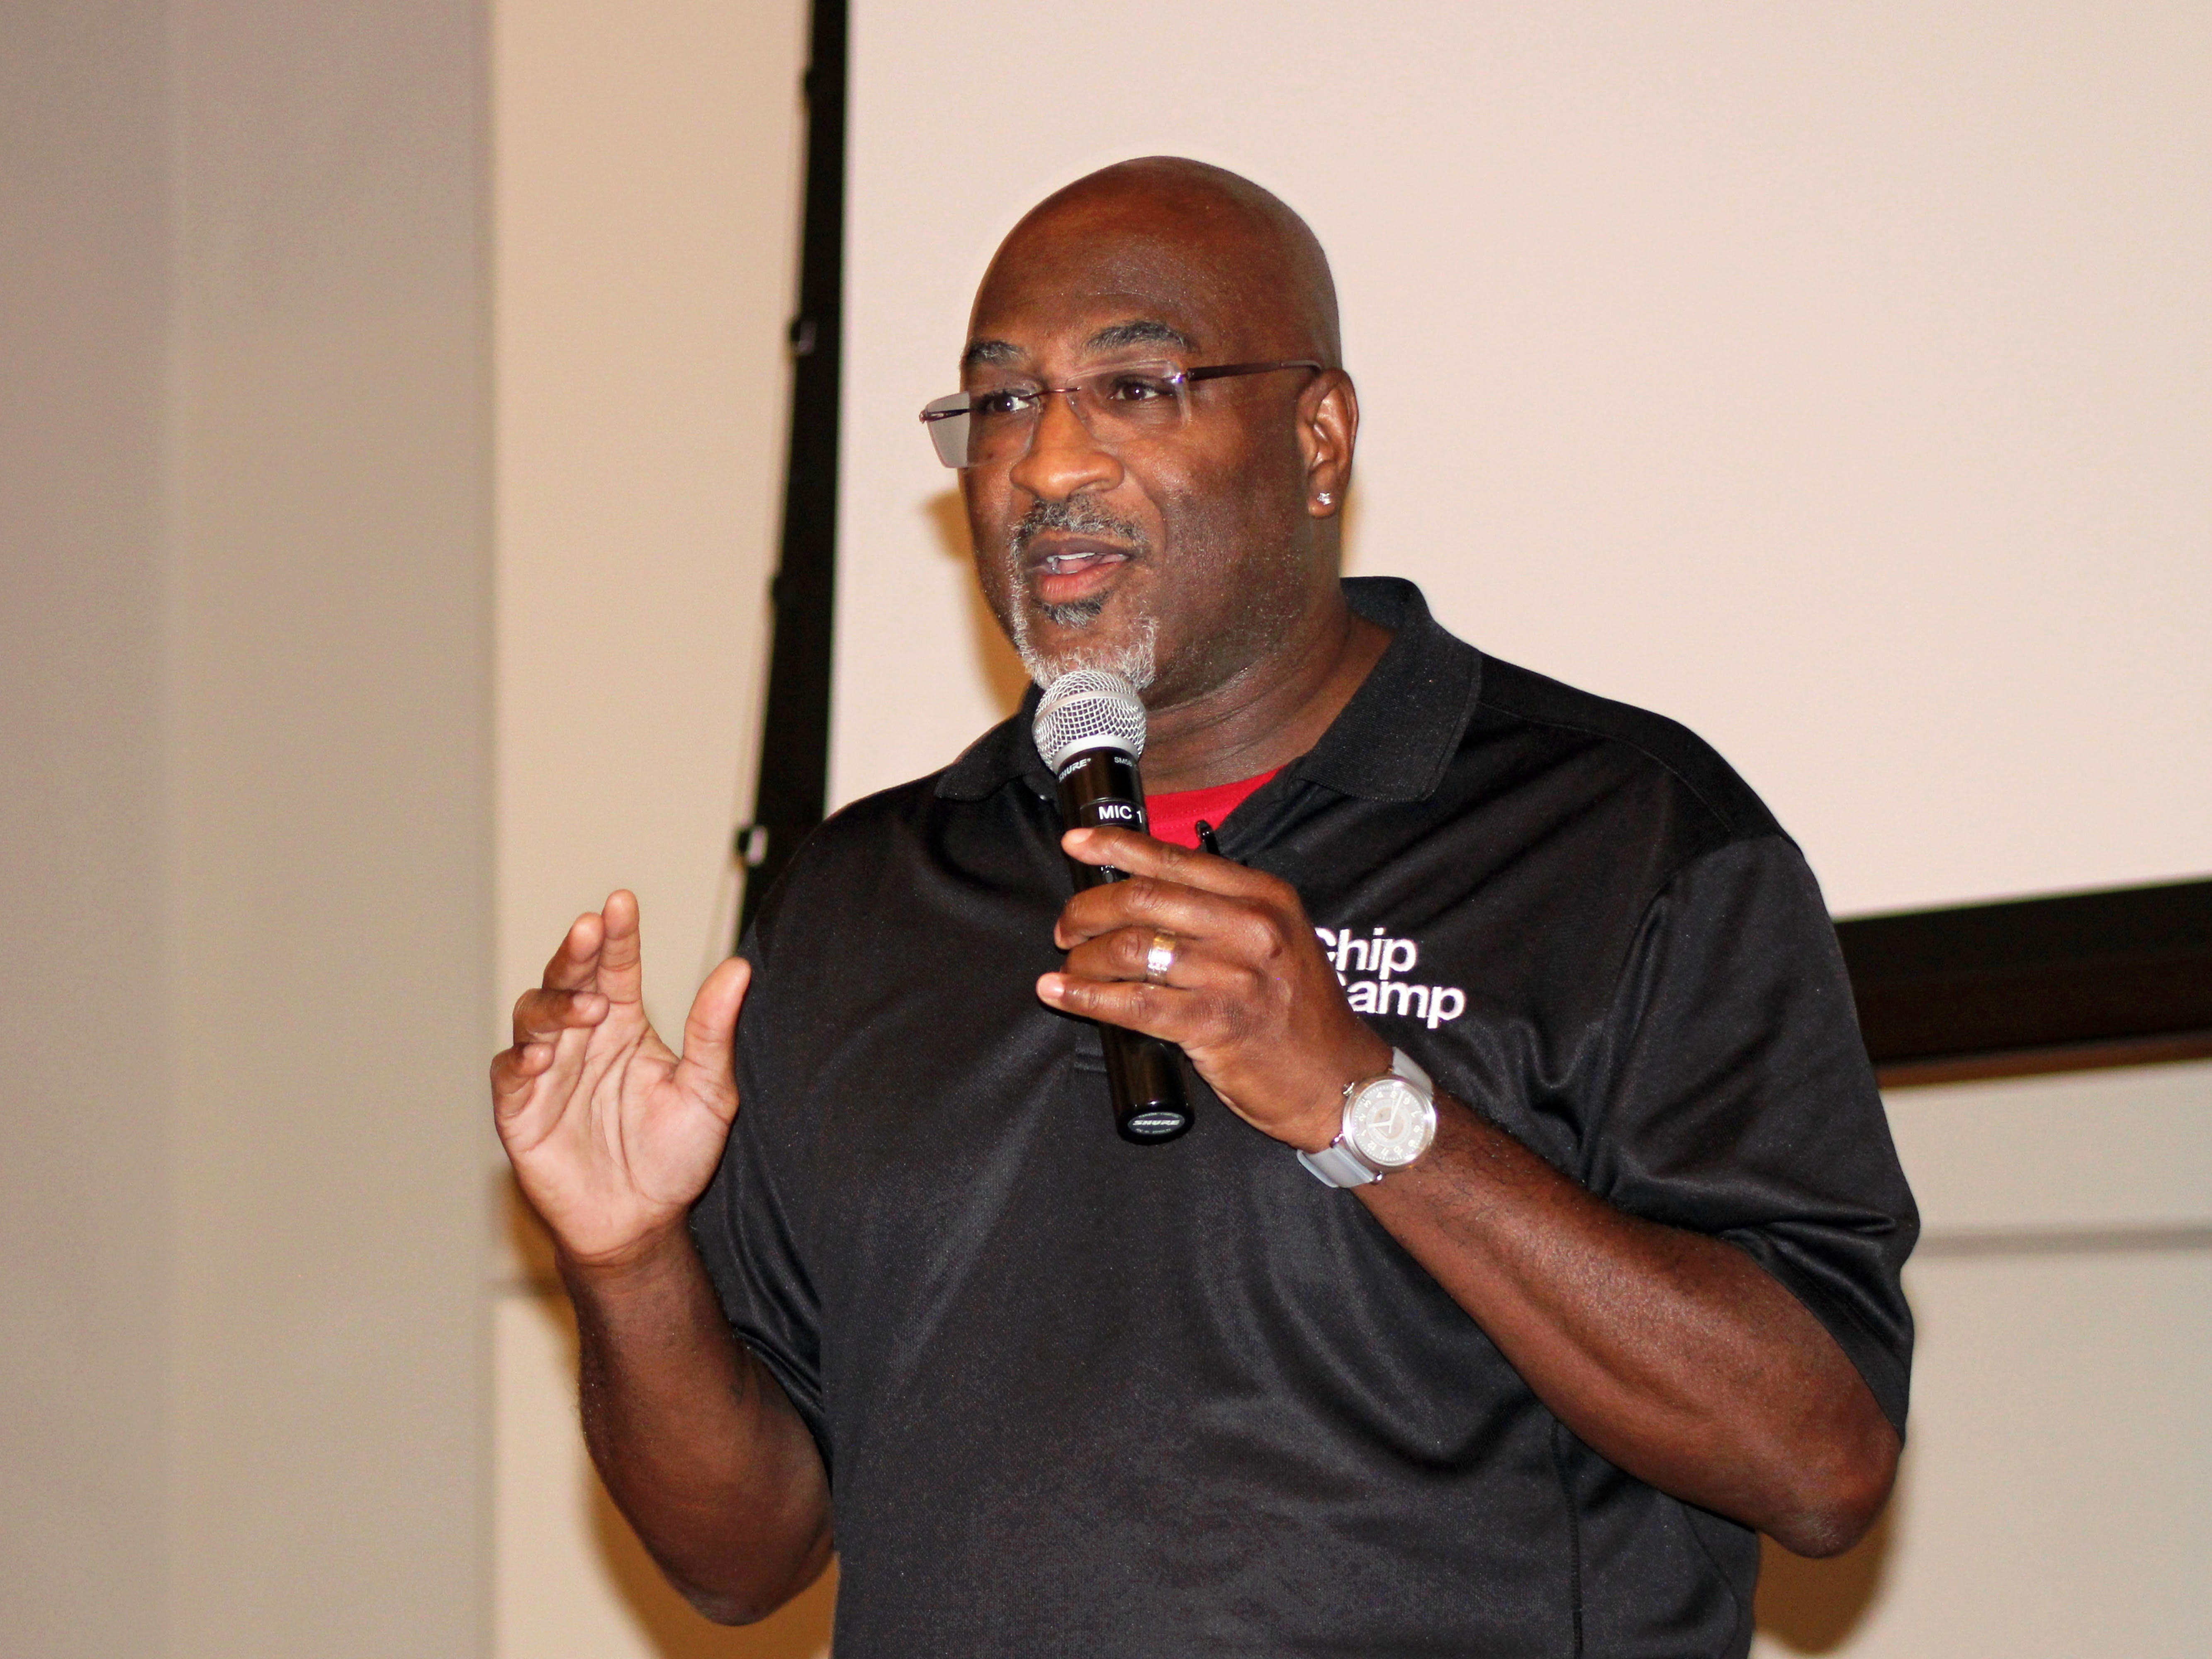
[1313,927,1467,1029]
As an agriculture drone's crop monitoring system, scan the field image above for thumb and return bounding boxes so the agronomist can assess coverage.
[676,954,752,1101]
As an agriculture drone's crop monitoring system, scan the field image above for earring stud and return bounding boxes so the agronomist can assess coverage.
[1316,491,1334,507]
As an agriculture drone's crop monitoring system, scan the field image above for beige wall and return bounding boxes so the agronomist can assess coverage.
[494,0,803,1044]
[6,0,817,1649]
[834,0,2210,917]
[4,1,493,1654]
[489,2,816,1654]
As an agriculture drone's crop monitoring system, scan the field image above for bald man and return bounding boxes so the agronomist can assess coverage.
[493,158,1917,1656]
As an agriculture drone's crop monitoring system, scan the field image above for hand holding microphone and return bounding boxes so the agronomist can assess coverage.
[1034,671,1393,1156]
[1033,670,1194,1143]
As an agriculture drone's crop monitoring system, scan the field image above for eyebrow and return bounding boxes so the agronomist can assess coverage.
[1084,319,1198,355]
[958,319,1201,373]
[960,338,1022,370]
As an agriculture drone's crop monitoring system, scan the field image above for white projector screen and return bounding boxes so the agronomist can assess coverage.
[832,0,2208,916]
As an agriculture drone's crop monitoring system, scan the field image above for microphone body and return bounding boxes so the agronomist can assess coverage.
[1052,748,1192,1143]
[1033,669,1192,1144]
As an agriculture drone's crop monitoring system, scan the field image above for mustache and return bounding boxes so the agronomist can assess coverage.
[1007,498,1150,559]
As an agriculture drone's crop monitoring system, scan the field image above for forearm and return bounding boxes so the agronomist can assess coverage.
[563,1227,832,1622]
[1362,1095,1896,1556]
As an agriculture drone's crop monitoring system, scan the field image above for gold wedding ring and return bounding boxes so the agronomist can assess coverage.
[1144,929,1179,985]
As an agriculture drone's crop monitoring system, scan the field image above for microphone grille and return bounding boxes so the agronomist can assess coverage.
[1033,669,1147,771]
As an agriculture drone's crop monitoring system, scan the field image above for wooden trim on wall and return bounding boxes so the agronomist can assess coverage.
[1836,878,2212,1089]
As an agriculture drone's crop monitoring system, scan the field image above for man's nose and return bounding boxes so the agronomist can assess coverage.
[1007,387,1122,501]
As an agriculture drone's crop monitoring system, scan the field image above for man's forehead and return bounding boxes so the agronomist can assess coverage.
[964,161,1341,377]
[966,215,1265,365]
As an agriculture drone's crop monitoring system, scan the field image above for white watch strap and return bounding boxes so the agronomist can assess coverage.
[1297,1139,1381,1187]
[1297,1048,1434,1188]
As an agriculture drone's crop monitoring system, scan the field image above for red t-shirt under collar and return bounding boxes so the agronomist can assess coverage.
[1144,768,1281,850]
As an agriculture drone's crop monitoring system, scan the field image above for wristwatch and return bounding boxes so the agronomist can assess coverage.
[1297,1048,1438,1188]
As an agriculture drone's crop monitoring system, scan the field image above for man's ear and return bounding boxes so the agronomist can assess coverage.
[1302,370,1358,516]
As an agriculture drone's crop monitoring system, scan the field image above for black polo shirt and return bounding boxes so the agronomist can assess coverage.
[693,576,1916,1659]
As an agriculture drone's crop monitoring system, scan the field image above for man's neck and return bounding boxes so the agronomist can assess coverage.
[1138,593,1392,794]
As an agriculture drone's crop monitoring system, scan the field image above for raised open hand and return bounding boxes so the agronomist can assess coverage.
[491,891,750,1267]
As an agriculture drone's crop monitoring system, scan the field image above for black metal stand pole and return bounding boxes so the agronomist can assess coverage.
[738,0,847,941]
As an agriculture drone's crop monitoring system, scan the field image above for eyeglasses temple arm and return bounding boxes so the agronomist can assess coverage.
[1181,360,1325,385]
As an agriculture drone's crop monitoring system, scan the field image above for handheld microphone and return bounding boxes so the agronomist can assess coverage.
[1033,670,1193,1144]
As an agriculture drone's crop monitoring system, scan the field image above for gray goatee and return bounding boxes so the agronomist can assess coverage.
[1004,500,1158,691]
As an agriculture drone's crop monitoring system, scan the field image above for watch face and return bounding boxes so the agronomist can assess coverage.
[1349,1077,1434,1167]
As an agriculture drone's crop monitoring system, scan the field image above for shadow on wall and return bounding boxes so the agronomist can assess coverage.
[1753,1474,1900,1653]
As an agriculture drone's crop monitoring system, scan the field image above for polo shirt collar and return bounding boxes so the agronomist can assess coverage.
[1291,576,1483,802]
[934,576,1482,806]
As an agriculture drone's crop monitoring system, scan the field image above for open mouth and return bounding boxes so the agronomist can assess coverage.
[1024,538,1134,611]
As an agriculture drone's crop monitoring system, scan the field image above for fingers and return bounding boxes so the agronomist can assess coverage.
[1051,921,1282,1028]
[497,902,629,1121]
[495,981,613,1121]
[489,1040,549,1109]
[1060,924,1214,990]
[594,889,647,1007]
[1055,830,1300,953]
[533,910,602,999]
[1062,827,1275,898]
[490,1016,578,1109]
[1036,970,1220,1050]
[511,984,609,1046]
[1055,872,1290,956]
[527,890,647,1000]
[674,955,752,1108]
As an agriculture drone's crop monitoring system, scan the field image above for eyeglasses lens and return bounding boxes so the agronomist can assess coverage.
[921,363,1190,468]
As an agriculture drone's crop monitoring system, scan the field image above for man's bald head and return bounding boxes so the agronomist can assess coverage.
[970,157,1342,371]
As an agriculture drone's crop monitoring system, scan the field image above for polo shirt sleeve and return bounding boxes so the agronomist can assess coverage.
[1578,833,1919,1435]
[688,920,830,1461]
